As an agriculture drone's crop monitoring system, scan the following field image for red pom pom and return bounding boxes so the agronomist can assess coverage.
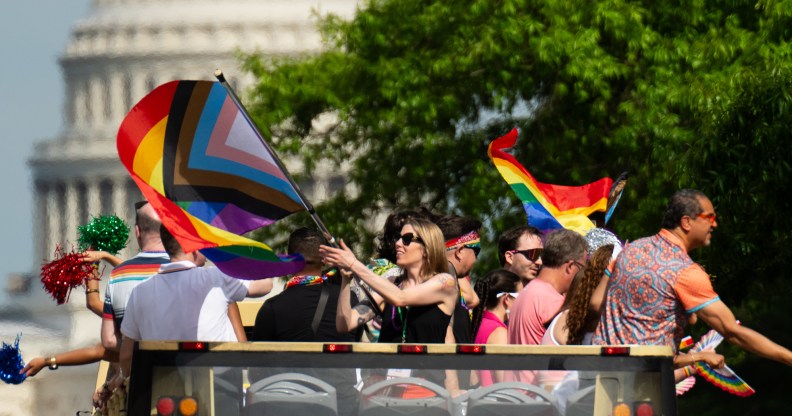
[40,245,96,304]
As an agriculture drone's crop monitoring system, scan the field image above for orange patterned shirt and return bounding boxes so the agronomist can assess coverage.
[593,229,719,350]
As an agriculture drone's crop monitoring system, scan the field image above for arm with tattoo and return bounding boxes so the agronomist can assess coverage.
[337,274,383,333]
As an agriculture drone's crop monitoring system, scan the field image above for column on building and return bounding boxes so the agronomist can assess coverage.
[63,178,79,249]
[44,180,61,258]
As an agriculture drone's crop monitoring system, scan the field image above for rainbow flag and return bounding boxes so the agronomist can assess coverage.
[488,128,613,234]
[117,80,305,279]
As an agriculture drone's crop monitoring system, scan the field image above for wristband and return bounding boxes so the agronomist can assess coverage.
[48,356,58,370]
[86,288,100,294]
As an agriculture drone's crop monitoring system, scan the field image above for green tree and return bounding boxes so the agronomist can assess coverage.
[243,0,792,407]
[676,72,792,415]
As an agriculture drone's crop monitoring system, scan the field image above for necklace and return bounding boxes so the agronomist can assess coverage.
[392,305,410,343]
[285,274,325,289]
[390,276,411,343]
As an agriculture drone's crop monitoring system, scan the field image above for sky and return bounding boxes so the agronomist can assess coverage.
[0,0,91,302]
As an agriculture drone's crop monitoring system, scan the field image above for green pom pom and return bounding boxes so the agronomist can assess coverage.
[78,215,130,255]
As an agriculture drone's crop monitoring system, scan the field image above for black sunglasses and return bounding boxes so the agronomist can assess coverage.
[509,248,543,262]
[397,233,423,246]
[464,244,481,258]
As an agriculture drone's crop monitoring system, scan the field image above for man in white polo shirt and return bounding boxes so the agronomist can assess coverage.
[120,225,272,342]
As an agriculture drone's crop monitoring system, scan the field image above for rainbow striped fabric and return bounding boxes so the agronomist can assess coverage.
[691,329,755,397]
[117,80,305,279]
[488,128,613,234]
[694,362,755,397]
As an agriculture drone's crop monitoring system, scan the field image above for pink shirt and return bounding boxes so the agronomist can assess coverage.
[474,311,506,386]
[508,278,564,345]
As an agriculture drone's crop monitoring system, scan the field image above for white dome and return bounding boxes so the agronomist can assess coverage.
[64,0,358,59]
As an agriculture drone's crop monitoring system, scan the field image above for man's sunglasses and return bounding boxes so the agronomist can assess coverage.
[463,243,481,258]
[397,233,423,246]
[697,212,717,224]
[508,248,543,262]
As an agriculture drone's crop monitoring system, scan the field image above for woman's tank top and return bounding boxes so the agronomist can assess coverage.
[379,303,451,344]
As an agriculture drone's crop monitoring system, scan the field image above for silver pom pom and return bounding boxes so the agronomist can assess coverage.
[585,228,623,261]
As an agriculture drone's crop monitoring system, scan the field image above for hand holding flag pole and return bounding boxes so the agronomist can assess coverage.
[215,71,384,305]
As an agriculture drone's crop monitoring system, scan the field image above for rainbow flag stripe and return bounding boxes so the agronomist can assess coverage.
[109,263,163,279]
[117,80,304,279]
[488,128,613,234]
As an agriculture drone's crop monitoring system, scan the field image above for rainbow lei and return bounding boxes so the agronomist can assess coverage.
[285,275,325,288]
[285,269,337,289]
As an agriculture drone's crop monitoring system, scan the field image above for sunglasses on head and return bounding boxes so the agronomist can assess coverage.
[397,233,423,246]
[509,248,543,262]
[496,292,519,299]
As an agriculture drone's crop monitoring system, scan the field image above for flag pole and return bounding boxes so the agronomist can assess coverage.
[215,70,382,309]
[214,69,338,246]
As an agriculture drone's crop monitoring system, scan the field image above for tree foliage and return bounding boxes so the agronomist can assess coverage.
[243,1,792,408]
[675,73,792,415]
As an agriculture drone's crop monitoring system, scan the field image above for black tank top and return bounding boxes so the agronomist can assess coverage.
[379,303,451,344]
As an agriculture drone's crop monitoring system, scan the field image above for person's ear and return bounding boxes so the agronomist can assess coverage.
[504,250,513,265]
[566,260,576,275]
[679,216,693,232]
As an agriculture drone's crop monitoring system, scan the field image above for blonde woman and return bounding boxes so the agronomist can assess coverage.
[321,217,457,344]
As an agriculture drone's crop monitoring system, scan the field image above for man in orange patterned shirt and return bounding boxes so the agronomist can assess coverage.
[594,189,792,368]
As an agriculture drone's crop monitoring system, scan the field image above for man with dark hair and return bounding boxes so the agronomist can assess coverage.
[252,227,357,342]
[435,215,482,343]
[594,190,792,368]
[498,225,544,286]
[251,227,359,416]
[99,200,170,351]
[509,229,587,346]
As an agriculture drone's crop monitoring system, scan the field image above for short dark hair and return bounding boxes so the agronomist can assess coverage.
[661,189,707,229]
[541,229,587,268]
[376,210,429,263]
[435,215,482,241]
[287,227,328,265]
[497,225,542,266]
[135,201,161,235]
[159,225,182,258]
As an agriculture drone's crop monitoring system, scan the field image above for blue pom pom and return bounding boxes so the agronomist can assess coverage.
[0,334,27,385]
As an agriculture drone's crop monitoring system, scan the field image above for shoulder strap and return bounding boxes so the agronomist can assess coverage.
[311,283,331,338]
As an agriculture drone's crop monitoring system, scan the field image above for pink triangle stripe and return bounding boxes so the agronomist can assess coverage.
[204,96,288,181]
